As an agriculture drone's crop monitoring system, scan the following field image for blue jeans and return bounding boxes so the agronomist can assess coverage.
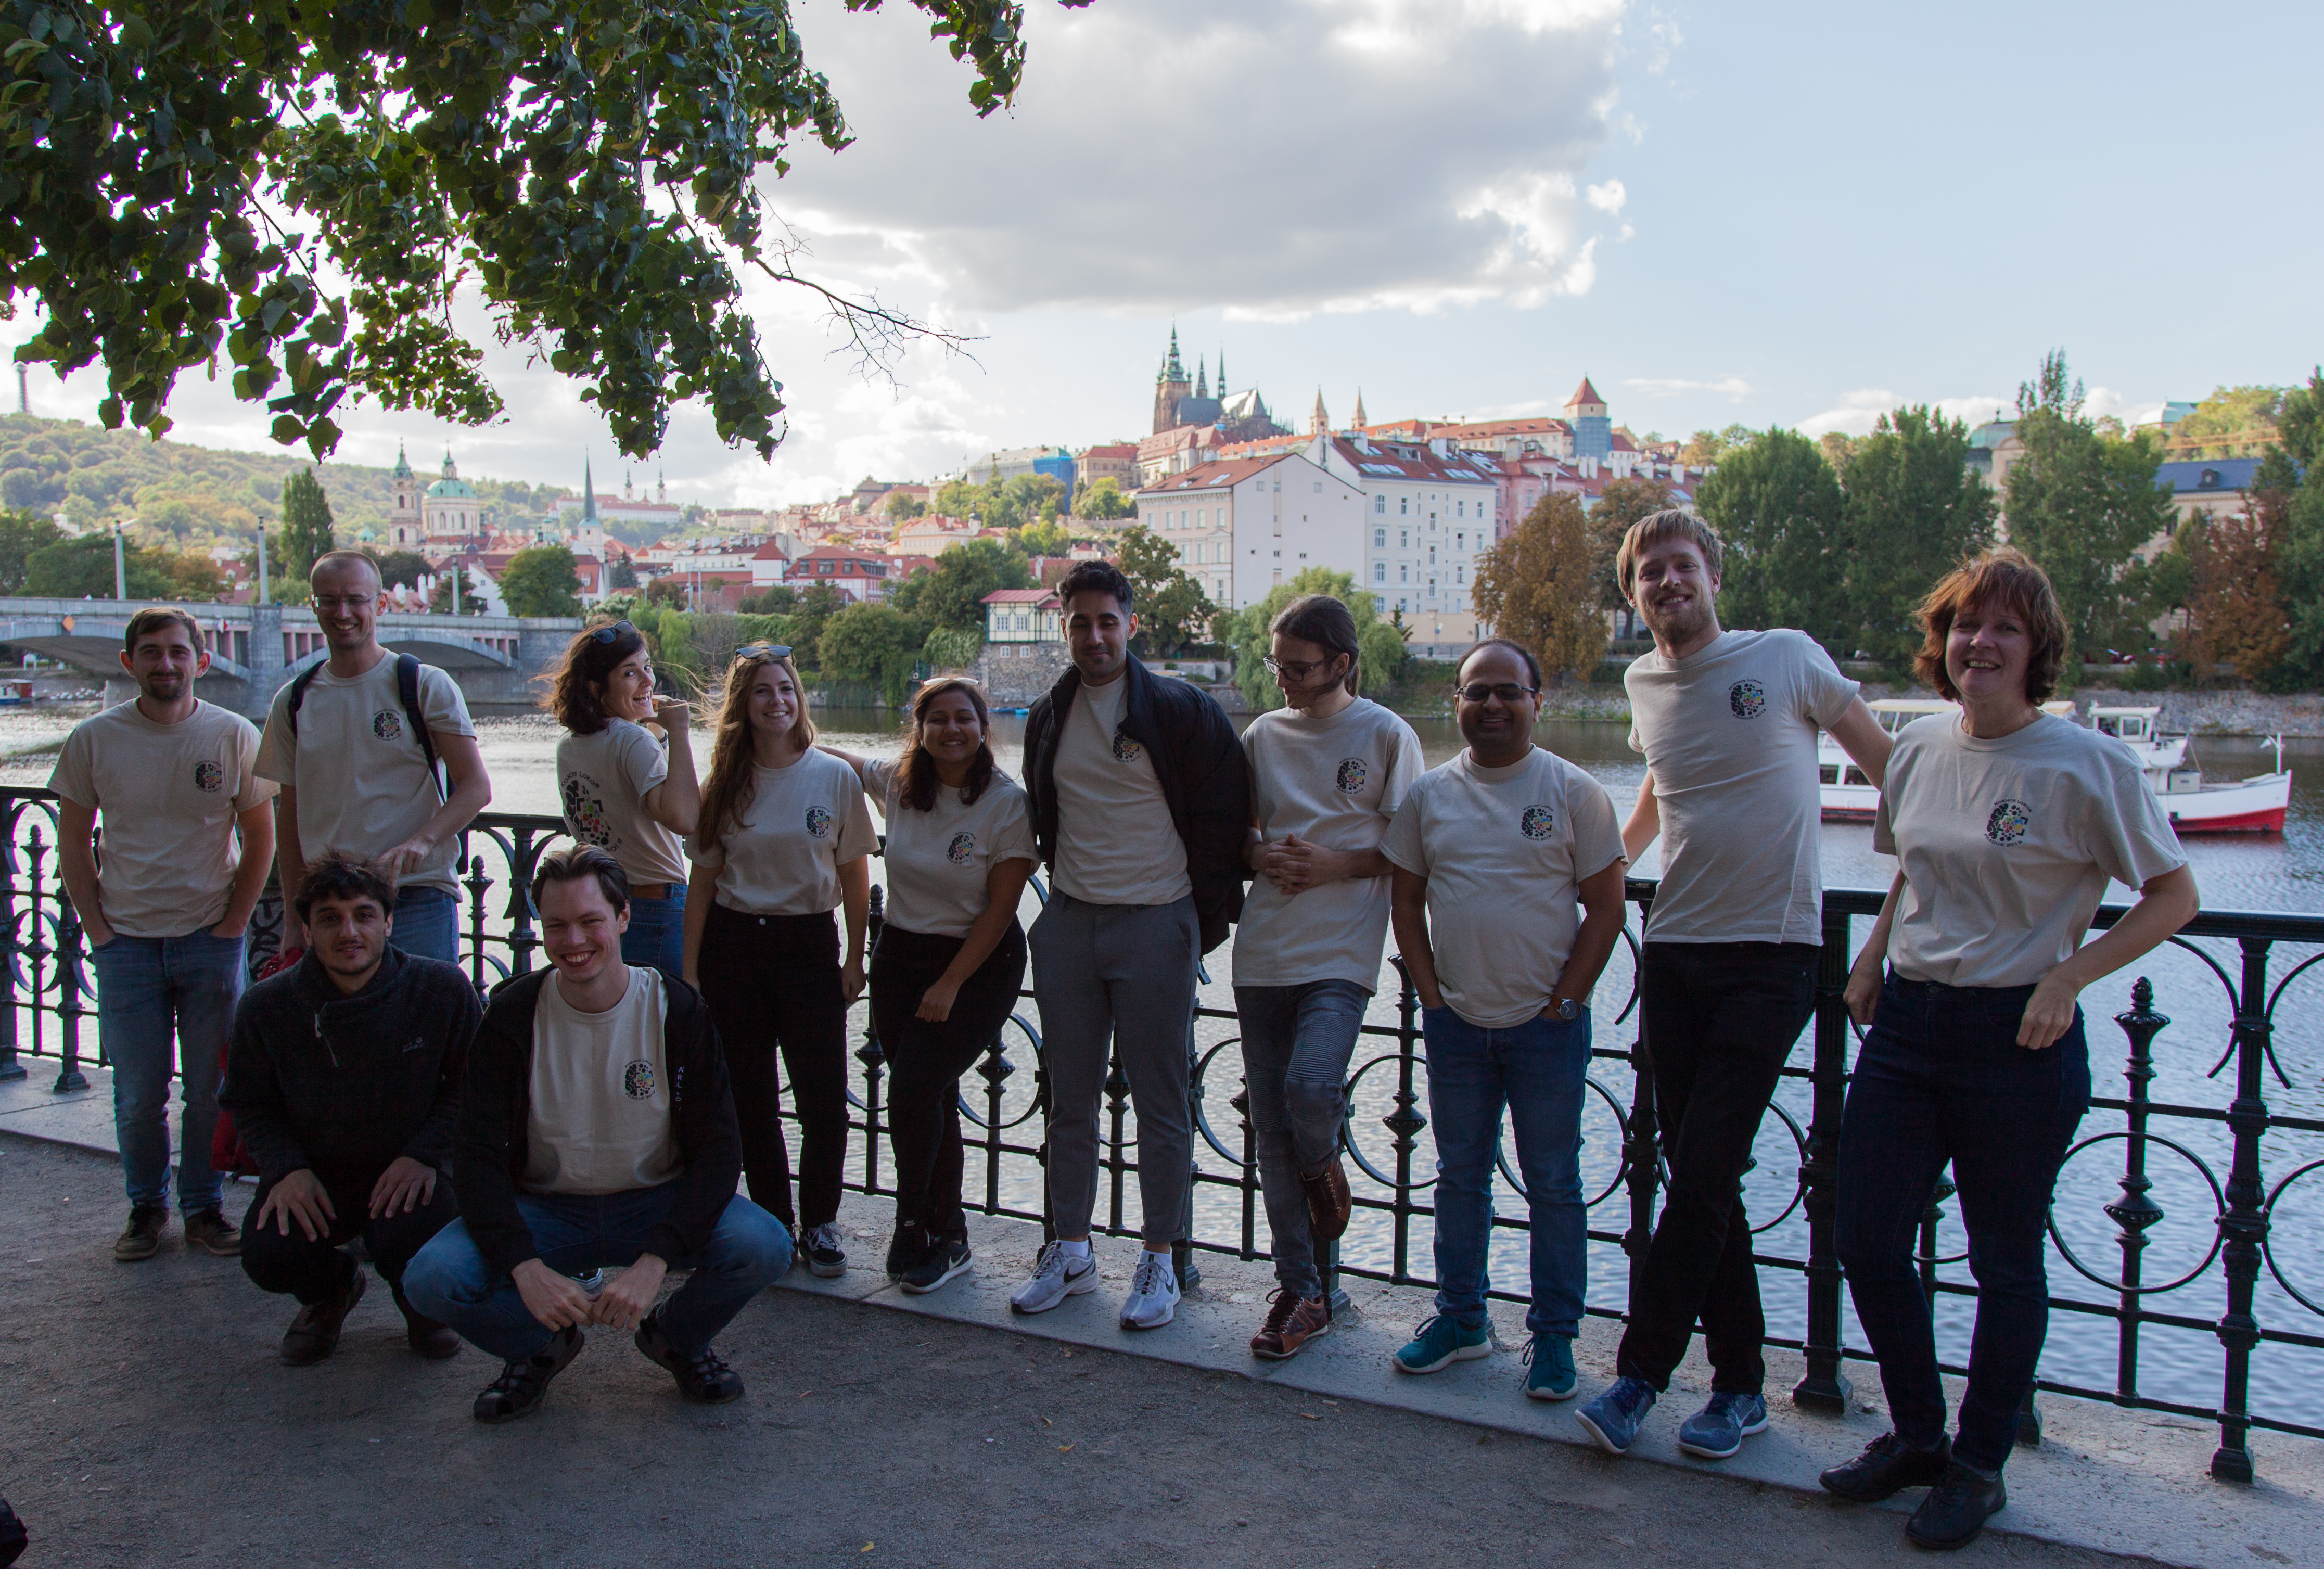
[620,887,686,975]
[1422,1005,1590,1339]
[1837,973,2090,1473]
[1235,980,1370,1300]
[390,886,458,964]
[404,1188,791,1363]
[90,928,246,1213]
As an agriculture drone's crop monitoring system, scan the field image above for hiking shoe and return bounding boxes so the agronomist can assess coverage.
[183,1208,241,1256]
[899,1236,973,1295]
[1522,1335,1578,1400]
[280,1262,367,1367]
[1677,1391,1768,1459]
[1907,1459,2006,1550]
[1249,1289,1332,1361]
[800,1222,847,1279]
[1822,1431,1953,1503]
[1010,1241,1098,1314]
[113,1205,168,1262]
[392,1286,461,1361]
[1119,1249,1180,1330]
[1391,1313,1490,1374]
[635,1312,744,1404]
[1301,1154,1353,1243]
[474,1326,584,1423]
[1575,1375,1657,1454]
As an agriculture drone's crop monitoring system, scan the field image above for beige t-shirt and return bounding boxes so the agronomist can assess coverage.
[1234,697,1425,990]
[256,653,476,896]
[48,699,275,938]
[1874,712,2187,988]
[1381,747,1626,1030]
[1050,673,1191,907]
[523,966,682,1195]
[557,720,689,889]
[690,748,876,915]
[864,759,1038,940]
[1625,628,1859,945]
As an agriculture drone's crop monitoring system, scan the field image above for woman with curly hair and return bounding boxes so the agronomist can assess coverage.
[682,644,874,1279]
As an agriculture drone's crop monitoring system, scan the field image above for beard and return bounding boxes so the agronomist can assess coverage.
[1640,591,1715,647]
[137,671,187,703]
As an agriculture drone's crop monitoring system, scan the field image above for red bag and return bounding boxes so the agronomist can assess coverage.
[209,946,305,1178]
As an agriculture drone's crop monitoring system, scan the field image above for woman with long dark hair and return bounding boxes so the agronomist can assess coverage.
[820,676,1035,1292]
[545,619,699,973]
[682,644,874,1278]
[1826,548,2198,1549]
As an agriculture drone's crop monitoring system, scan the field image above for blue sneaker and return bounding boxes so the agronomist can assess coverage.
[1677,1392,1769,1459]
[1391,1313,1491,1374]
[1575,1375,1657,1454]
[1522,1335,1578,1400]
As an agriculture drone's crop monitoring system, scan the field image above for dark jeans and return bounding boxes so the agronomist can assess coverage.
[1235,980,1370,1301]
[870,921,1027,1244]
[389,886,458,965]
[1837,974,2090,1473]
[1616,940,1819,1394]
[240,1165,459,1307]
[90,928,245,1214]
[696,903,850,1231]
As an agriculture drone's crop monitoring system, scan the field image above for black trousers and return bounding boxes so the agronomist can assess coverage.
[240,1165,459,1307]
[1615,941,1820,1394]
[870,922,1027,1244]
[698,902,850,1232]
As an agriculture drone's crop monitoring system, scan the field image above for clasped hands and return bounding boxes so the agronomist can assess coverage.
[510,1254,667,1334]
[1257,833,1350,896]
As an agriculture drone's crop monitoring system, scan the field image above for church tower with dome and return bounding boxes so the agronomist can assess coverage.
[387,444,422,549]
[421,448,484,558]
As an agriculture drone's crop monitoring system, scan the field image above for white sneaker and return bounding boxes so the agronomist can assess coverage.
[1010,1241,1098,1314]
[1119,1249,1180,1331]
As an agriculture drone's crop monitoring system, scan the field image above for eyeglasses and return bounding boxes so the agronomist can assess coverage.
[1456,682,1540,703]
[312,594,375,612]
[1263,655,1342,682]
[588,620,638,643]
[736,643,793,661]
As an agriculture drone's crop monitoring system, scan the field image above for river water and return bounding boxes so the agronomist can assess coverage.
[5,703,2320,1430]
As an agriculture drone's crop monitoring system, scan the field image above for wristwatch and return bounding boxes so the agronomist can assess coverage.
[1551,996,1581,1022]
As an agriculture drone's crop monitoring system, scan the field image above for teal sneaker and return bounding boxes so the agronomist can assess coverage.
[1392,1313,1491,1374]
[1522,1335,1578,1400]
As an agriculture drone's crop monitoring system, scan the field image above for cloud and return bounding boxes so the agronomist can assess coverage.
[1623,375,1753,400]
[1796,389,2015,438]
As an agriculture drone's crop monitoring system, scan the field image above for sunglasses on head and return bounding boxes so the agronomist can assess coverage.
[587,620,637,643]
[736,643,793,662]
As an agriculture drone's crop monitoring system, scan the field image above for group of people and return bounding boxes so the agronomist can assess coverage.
[52,522,2195,1550]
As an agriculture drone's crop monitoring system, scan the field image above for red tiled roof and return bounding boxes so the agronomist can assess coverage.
[1567,376,1605,408]
[1135,454,1290,494]
[982,588,1059,605]
[1330,437,1499,484]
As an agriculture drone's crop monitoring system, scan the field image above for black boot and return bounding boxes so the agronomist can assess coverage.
[634,1313,744,1404]
[473,1326,584,1423]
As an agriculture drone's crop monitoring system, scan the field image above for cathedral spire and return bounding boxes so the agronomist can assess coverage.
[1217,351,1227,397]
[1310,388,1330,436]
[582,453,598,522]
[1352,388,1368,429]
[1165,323,1185,382]
[1194,356,1208,400]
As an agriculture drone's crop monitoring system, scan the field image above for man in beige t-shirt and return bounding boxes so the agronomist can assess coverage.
[52,608,276,1264]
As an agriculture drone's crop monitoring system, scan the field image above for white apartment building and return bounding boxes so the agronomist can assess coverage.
[1320,435,1501,657]
[1133,451,1367,610]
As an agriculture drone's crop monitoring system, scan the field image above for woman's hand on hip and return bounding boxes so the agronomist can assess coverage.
[2018,972,2079,1050]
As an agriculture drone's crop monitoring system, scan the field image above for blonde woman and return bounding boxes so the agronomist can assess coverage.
[683,645,875,1278]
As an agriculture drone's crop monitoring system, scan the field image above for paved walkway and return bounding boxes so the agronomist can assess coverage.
[3,1067,2318,1567]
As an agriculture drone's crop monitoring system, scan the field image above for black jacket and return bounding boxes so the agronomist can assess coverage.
[219,947,478,1186]
[453,968,743,1278]
[1023,657,1252,954]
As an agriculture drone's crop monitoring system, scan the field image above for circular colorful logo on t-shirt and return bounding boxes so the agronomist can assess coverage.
[622,1061,657,1100]
[372,708,404,741]
[562,776,612,846]
[804,805,834,839]
[1986,799,2032,846]
[946,832,977,865]
[1335,758,1368,794]
[1111,733,1142,763]
[192,761,223,793]
[1728,680,1767,719]
[1519,804,1555,840]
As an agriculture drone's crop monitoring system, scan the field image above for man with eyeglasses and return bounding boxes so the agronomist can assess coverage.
[258,550,493,963]
[1382,639,1627,1399]
[1575,509,1891,1463]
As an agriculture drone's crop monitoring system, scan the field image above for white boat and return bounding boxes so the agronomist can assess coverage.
[1817,701,2290,836]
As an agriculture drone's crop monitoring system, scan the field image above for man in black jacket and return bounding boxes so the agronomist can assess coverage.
[1008,559,1252,1331]
[222,850,477,1366]
[403,846,790,1423]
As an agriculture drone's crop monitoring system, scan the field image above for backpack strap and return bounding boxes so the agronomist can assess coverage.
[397,653,447,803]
[284,659,325,736]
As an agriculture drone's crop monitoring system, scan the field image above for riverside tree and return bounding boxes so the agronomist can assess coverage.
[1838,406,1997,672]
[1225,568,1409,712]
[1471,492,1604,685]
[1695,427,1849,653]
[278,469,337,581]
[498,544,584,618]
[3,2,1078,458]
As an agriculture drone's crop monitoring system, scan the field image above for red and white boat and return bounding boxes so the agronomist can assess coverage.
[1818,701,2290,835]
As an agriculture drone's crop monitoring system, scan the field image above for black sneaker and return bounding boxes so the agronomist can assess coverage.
[885,1219,928,1277]
[1821,1431,1952,1502]
[634,1313,744,1404]
[1906,1459,2006,1551]
[899,1236,973,1295]
[473,1326,584,1423]
[112,1205,168,1262]
[183,1208,241,1256]
[800,1222,847,1279]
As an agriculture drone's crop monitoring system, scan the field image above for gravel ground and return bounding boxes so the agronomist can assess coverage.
[0,1136,2148,1569]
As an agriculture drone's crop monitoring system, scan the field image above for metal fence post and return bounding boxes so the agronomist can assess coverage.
[858,887,887,1196]
[1384,957,1426,1285]
[1792,899,1853,1413]
[2110,978,2169,1405]
[0,799,23,1083]
[2211,938,2272,1484]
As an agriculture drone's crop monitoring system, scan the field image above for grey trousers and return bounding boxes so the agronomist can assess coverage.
[1030,892,1201,1247]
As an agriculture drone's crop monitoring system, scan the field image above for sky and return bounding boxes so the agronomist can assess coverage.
[14,0,2323,509]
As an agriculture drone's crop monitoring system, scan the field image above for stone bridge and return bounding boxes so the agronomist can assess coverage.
[0,597,582,718]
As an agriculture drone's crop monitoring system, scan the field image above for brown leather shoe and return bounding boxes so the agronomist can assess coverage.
[112,1206,167,1262]
[1300,1154,1352,1243]
[183,1208,241,1256]
[393,1287,462,1360]
[1250,1289,1332,1360]
[280,1264,367,1367]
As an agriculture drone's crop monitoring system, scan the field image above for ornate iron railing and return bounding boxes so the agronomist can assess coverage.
[3,788,2318,1484]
